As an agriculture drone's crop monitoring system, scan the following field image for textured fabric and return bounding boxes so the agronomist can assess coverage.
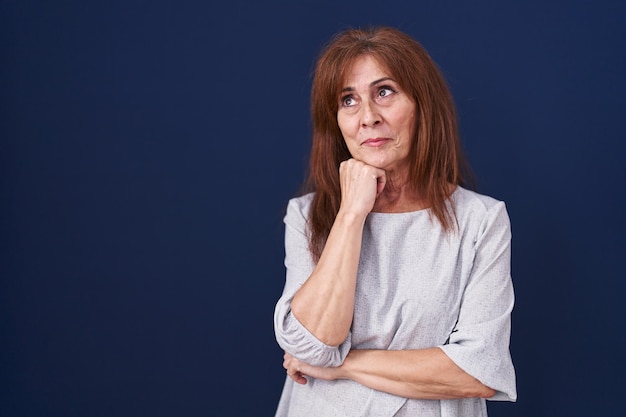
[274,186,516,417]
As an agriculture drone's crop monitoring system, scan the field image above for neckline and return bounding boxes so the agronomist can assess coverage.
[368,186,461,216]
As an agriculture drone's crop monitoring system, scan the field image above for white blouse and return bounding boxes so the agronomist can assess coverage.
[274,186,516,417]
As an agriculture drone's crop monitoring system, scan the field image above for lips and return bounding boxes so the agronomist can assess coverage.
[362,137,391,147]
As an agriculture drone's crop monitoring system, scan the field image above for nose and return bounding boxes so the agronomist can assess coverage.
[360,100,381,127]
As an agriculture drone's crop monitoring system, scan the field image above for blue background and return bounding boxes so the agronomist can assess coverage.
[1,0,625,416]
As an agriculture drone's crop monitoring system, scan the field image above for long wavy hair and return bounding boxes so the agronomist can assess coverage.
[304,26,473,262]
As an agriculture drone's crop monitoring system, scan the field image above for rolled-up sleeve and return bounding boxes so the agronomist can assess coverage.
[273,196,352,367]
[439,202,517,401]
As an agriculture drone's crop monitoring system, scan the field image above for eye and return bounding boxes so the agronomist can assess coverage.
[377,86,396,98]
[341,95,356,107]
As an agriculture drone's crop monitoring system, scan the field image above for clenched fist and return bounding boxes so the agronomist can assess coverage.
[338,158,387,218]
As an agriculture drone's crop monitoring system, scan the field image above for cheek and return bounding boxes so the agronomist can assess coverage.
[337,114,357,138]
[394,110,416,139]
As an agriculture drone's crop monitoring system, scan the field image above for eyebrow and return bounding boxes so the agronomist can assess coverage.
[340,77,395,93]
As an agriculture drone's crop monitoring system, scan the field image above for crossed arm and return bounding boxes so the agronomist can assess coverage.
[283,348,495,400]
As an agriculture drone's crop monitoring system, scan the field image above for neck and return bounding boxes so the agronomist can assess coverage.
[372,173,426,213]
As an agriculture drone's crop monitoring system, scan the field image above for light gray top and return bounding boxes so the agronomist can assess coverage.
[274,186,516,417]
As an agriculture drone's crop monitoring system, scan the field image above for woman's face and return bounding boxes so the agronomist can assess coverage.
[336,55,417,174]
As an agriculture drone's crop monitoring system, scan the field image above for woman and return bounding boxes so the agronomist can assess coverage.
[273,26,516,417]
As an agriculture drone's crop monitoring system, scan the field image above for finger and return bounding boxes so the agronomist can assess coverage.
[375,171,387,196]
[287,370,308,385]
[294,372,308,385]
[283,354,293,370]
[284,355,306,380]
[286,363,308,385]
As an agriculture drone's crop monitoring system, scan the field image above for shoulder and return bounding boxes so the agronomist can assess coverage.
[452,186,504,213]
[286,192,315,215]
[451,186,511,235]
[284,192,315,223]
[288,192,315,211]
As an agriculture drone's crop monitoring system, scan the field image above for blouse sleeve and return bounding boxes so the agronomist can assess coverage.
[273,197,352,367]
[439,201,517,401]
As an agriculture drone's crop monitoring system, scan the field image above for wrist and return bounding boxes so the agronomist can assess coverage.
[335,209,368,227]
[339,349,358,380]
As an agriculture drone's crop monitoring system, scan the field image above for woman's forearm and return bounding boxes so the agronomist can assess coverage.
[341,348,496,399]
[290,210,366,346]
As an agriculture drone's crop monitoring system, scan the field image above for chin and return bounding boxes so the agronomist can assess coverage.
[364,157,396,170]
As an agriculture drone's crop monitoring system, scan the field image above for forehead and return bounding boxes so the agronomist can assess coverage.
[339,55,393,87]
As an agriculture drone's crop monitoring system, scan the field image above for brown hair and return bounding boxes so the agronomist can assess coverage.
[304,26,473,261]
